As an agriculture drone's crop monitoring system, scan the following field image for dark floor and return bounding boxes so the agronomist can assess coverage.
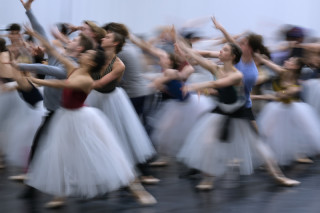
[1,158,320,213]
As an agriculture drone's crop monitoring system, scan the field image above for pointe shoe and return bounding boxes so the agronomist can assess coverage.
[148,161,168,167]
[140,176,160,185]
[134,190,157,205]
[274,176,301,187]
[296,158,314,164]
[44,198,66,209]
[129,182,157,205]
[196,183,214,191]
[8,174,27,182]
[196,178,214,191]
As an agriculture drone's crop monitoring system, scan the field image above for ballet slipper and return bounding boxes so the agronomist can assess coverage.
[296,158,314,164]
[44,197,66,209]
[129,181,157,205]
[274,176,301,187]
[140,176,160,184]
[196,176,214,191]
[148,161,168,167]
[8,174,27,182]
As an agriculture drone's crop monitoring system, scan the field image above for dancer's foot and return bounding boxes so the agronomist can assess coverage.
[0,163,5,169]
[148,161,168,167]
[140,176,160,185]
[196,176,214,191]
[8,174,27,182]
[296,158,314,164]
[274,176,300,187]
[44,197,66,209]
[129,182,157,205]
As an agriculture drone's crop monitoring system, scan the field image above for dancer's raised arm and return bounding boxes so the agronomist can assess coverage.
[24,26,76,76]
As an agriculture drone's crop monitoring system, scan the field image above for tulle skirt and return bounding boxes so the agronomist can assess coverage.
[151,94,216,156]
[258,101,320,165]
[302,79,320,116]
[177,113,263,177]
[0,86,45,167]
[26,106,135,198]
[85,88,155,165]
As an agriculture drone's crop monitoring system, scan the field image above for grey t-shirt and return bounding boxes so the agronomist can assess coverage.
[118,42,153,98]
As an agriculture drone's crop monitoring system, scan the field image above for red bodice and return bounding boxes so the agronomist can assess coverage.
[61,88,88,109]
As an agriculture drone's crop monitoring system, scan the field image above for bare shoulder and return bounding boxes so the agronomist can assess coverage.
[72,74,93,84]
[0,51,10,62]
[114,57,125,71]
[234,68,244,78]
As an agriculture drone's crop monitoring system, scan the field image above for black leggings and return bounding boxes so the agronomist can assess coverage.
[27,111,55,166]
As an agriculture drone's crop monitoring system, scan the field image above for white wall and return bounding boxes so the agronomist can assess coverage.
[1,0,319,41]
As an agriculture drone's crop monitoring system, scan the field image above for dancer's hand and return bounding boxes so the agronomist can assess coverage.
[211,16,223,31]
[23,24,34,37]
[149,79,165,91]
[20,0,34,11]
[182,85,191,97]
[66,23,80,35]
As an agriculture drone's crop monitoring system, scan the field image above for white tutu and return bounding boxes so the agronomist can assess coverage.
[258,101,320,165]
[151,94,216,156]
[85,88,155,165]
[302,79,320,117]
[27,107,135,198]
[178,113,262,177]
[0,85,45,167]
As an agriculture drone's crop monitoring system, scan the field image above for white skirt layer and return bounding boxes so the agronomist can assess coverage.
[85,88,155,164]
[258,101,320,165]
[302,79,320,116]
[27,107,135,198]
[151,94,216,156]
[177,113,263,177]
[0,87,45,167]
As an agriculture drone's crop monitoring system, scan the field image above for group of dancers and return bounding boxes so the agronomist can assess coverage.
[1,0,320,209]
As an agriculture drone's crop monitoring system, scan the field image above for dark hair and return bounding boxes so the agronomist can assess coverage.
[57,23,69,35]
[26,35,34,43]
[228,43,242,64]
[0,38,7,52]
[102,22,128,53]
[286,27,304,41]
[292,57,304,76]
[89,49,106,74]
[8,23,21,32]
[79,33,94,53]
[247,33,270,58]
[169,53,180,69]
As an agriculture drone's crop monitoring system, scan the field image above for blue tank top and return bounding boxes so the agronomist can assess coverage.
[165,80,189,101]
[235,59,258,108]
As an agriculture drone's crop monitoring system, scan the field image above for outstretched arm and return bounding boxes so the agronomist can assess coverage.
[295,42,320,53]
[197,50,220,58]
[176,38,218,76]
[20,0,62,65]
[254,53,286,75]
[93,62,124,89]
[30,75,92,92]
[18,63,67,79]
[211,17,237,44]
[24,26,76,76]
[250,94,277,101]
[20,0,48,41]
[0,52,13,78]
[184,71,242,93]
[129,33,170,69]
